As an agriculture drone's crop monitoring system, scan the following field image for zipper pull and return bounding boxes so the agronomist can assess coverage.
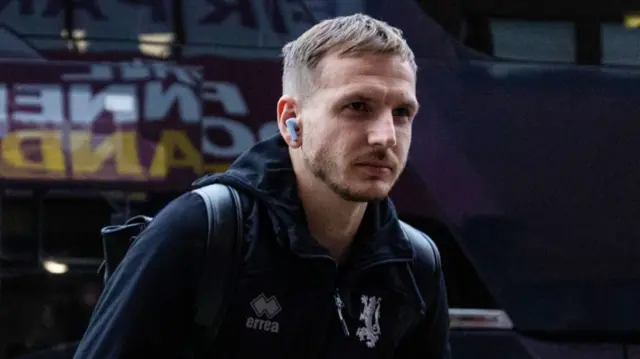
[334,289,350,336]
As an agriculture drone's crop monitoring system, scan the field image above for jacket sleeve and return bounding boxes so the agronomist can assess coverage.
[73,193,208,359]
[395,233,452,359]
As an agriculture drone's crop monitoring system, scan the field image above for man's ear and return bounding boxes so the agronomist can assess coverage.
[277,95,302,148]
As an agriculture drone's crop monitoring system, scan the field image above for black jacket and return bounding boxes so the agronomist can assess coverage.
[73,135,451,359]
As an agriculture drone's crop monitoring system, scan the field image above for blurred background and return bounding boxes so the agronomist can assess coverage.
[0,0,639,358]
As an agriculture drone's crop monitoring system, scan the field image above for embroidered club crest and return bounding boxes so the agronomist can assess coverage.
[356,295,382,348]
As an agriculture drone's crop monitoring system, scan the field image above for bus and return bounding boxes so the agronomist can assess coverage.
[0,1,638,358]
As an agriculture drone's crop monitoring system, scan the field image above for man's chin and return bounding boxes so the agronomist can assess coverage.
[335,183,392,202]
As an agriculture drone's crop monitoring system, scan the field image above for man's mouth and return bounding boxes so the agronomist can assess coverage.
[355,162,394,175]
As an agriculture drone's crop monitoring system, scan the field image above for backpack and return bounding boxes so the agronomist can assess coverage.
[97,183,244,354]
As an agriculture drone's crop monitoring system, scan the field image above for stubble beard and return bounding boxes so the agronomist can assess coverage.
[302,145,396,203]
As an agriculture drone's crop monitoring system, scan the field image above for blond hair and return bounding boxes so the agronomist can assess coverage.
[281,13,417,100]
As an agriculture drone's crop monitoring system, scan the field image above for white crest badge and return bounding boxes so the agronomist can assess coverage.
[356,295,382,348]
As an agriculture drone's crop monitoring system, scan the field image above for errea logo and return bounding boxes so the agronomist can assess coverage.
[246,293,281,333]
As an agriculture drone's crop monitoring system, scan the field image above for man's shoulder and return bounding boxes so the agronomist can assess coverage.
[130,191,209,250]
[143,185,252,247]
[156,191,209,224]
[399,221,442,273]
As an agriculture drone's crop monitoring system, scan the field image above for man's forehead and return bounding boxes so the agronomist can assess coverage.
[317,54,415,89]
[318,53,415,82]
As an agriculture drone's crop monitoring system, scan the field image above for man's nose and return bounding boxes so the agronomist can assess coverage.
[367,114,397,148]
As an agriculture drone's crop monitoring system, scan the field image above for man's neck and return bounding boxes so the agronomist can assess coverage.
[296,174,367,262]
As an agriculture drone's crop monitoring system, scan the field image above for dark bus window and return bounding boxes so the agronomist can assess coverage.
[0,273,102,358]
[41,197,113,259]
[0,190,180,358]
[2,196,37,257]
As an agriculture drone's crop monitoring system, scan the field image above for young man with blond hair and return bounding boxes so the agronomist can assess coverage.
[74,13,450,359]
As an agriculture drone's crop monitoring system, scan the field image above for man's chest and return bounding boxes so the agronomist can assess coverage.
[216,264,424,359]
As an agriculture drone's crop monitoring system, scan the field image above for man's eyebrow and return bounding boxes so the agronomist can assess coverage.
[338,91,378,102]
[337,90,420,113]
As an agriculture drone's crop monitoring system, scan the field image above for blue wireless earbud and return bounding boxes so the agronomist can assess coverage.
[285,118,299,142]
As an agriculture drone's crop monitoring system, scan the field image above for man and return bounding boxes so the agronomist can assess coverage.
[74,13,450,359]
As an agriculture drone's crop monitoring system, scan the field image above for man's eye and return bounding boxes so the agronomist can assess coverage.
[393,108,411,117]
[346,102,368,112]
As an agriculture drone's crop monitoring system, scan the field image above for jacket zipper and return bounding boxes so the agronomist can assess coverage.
[334,288,350,336]
[299,255,410,340]
[331,258,413,339]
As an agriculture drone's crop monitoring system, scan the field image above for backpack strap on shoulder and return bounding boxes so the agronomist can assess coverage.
[192,184,244,342]
[399,220,442,313]
[399,220,438,265]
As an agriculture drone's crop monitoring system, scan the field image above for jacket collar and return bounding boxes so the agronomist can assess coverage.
[196,134,415,267]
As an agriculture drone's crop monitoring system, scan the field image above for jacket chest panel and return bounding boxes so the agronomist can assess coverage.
[328,283,422,358]
[217,265,422,359]
[220,269,329,358]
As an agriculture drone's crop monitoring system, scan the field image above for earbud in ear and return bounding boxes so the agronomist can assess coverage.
[285,118,299,142]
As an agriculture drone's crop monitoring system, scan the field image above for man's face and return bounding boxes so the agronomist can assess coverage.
[299,53,418,202]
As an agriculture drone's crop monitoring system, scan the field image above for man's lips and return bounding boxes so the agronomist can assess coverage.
[356,162,393,169]
[355,162,394,174]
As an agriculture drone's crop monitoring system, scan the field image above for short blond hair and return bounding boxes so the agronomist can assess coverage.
[281,13,417,100]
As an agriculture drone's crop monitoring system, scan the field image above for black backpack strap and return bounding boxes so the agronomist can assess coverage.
[192,184,244,347]
[399,220,439,271]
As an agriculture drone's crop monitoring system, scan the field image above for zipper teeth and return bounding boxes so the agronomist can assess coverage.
[334,289,350,336]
